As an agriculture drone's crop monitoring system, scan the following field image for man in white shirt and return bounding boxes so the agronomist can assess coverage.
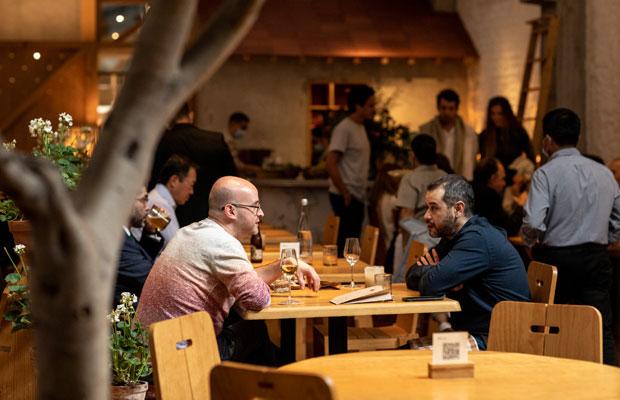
[326,85,375,254]
[419,89,477,180]
[147,154,197,244]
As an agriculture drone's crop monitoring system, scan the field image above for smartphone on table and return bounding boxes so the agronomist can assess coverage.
[402,295,445,302]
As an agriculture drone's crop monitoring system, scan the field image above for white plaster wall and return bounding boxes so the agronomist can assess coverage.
[457,0,540,132]
[195,57,469,166]
[585,0,620,163]
[0,0,82,40]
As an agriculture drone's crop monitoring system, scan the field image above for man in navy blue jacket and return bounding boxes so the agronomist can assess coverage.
[114,187,164,307]
[406,175,529,349]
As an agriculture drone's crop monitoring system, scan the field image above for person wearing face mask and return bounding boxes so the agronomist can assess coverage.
[522,108,620,366]
[406,174,529,350]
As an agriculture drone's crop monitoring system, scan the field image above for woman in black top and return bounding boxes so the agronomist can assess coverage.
[478,96,534,175]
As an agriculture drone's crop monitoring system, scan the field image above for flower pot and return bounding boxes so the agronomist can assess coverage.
[111,381,148,400]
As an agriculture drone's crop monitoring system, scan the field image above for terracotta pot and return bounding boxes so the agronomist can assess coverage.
[111,381,148,400]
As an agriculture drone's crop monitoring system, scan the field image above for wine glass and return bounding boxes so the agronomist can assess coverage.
[344,238,361,288]
[280,248,299,305]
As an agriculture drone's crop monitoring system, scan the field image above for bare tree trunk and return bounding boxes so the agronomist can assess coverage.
[0,0,264,398]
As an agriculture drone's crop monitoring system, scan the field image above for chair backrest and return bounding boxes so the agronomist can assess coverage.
[527,261,558,304]
[210,361,336,400]
[322,214,340,245]
[487,301,603,363]
[360,225,379,264]
[544,303,602,363]
[149,311,221,400]
[405,239,427,269]
[487,301,547,355]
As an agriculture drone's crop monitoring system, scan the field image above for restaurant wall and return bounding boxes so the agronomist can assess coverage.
[457,0,540,132]
[195,57,469,166]
[0,0,84,41]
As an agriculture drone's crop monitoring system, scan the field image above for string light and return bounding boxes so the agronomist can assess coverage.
[115,15,125,23]
[111,32,120,40]
[33,51,41,60]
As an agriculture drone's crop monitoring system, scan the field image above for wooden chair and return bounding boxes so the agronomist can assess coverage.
[527,261,558,304]
[210,361,335,400]
[405,239,427,271]
[360,225,379,265]
[487,301,547,356]
[487,301,603,363]
[322,214,340,245]
[149,311,221,400]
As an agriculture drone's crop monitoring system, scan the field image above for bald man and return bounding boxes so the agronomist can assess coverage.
[136,177,319,365]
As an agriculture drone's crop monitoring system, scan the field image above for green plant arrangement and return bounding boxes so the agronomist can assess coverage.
[0,113,88,221]
[366,104,416,172]
[2,244,32,331]
[108,292,152,386]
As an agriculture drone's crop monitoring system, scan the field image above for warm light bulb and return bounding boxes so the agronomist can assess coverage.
[32,51,41,60]
[111,32,120,40]
[115,14,125,23]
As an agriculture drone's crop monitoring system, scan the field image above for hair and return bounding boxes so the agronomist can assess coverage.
[436,89,460,108]
[369,163,400,205]
[175,103,192,121]
[427,174,474,217]
[482,96,531,159]
[473,157,501,187]
[410,134,437,165]
[157,154,198,185]
[347,85,375,113]
[229,112,250,124]
[542,108,580,146]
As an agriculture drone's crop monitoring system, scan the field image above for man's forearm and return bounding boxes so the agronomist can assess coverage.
[255,261,282,284]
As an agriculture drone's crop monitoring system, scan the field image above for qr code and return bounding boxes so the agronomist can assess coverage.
[442,342,460,360]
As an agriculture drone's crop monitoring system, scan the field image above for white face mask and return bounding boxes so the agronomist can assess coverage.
[233,128,247,140]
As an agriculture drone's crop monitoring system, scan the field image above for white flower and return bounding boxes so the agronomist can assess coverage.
[107,309,120,323]
[2,139,16,151]
[13,244,26,255]
[58,112,73,127]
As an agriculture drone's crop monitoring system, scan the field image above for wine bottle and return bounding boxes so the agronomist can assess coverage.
[297,198,313,264]
[250,225,263,263]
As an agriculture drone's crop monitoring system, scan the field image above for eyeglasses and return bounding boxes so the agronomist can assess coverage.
[222,202,262,215]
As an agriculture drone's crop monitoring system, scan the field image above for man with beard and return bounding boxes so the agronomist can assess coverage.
[406,175,529,349]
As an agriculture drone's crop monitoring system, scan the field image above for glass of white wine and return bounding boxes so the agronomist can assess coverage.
[280,248,299,305]
[344,238,361,288]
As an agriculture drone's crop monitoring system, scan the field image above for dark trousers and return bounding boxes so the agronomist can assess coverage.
[534,243,618,366]
[329,193,365,257]
[216,310,280,366]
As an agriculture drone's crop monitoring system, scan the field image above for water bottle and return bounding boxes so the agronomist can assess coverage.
[297,198,313,264]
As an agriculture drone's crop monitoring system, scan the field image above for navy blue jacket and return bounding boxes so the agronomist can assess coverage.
[406,215,530,342]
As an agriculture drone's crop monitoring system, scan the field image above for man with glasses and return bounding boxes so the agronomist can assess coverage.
[137,176,320,365]
[522,108,620,365]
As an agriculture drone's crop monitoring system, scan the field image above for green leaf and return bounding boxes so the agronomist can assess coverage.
[7,284,28,293]
[4,273,21,284]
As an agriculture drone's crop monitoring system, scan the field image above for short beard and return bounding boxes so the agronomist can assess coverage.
[435,213,459,239]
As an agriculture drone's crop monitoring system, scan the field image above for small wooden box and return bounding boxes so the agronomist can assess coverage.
[428,362,474,379]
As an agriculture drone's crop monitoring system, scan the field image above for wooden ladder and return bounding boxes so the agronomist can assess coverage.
[516,14,559,155]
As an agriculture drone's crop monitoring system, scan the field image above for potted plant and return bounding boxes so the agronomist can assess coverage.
[0,113,88,252]
[108,292,152,400]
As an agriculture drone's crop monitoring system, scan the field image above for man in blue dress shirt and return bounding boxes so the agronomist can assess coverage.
[407,175,530,349]
[522,108,620,365]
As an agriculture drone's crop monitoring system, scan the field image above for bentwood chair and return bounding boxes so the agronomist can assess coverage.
[527,261,558,304]
[487,301,602,363]
[322,214,340,246]
[149,311,221,400]
[210,361,335,400]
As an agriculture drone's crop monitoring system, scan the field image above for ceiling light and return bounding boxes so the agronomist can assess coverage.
[116,15,125,23]
[111,32,120,40]
[33,51,41,60]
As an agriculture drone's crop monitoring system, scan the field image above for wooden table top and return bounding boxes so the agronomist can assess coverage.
[281,350,620,400]
[251,251,368,282]
[239,283,460,320]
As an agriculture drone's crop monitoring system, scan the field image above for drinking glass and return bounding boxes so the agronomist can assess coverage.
[280,248,299,305]
[145,205,170,232]
[344,238,361,288]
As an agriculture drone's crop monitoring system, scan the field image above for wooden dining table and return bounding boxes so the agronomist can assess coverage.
[238,284,460,364]
[281,350,620,399]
